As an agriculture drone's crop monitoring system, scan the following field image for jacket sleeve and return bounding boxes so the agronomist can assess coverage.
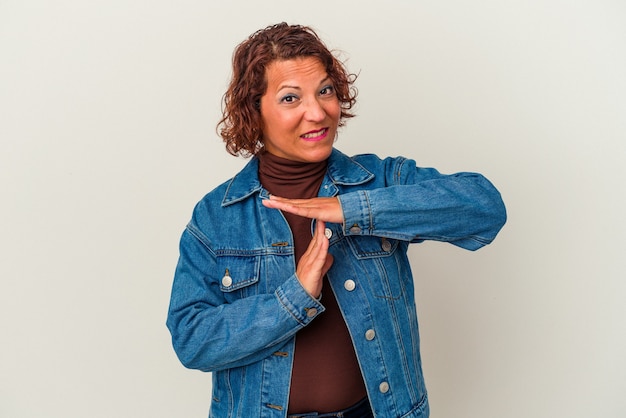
[166,224,324,372]
[337,156,507,250]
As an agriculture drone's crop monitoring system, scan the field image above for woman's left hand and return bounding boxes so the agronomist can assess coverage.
[262,195,343,223]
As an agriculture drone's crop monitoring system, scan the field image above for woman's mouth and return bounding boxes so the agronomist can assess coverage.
[300,128,328,141]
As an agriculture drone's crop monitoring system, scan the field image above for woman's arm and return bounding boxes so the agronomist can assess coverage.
[166,228,326,372]
[262,159,506,251]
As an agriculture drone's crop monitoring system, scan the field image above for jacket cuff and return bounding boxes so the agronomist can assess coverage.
[275,274,325,326]
[338,190,371,236]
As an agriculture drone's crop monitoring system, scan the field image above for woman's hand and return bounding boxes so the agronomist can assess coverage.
[295,219,334,298]
[263,195,340,297]
[262,195,343,223]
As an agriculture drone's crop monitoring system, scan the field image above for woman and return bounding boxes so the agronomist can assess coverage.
[167,23,506,418]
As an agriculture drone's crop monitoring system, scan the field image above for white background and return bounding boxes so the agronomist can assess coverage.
[1,1,624,417]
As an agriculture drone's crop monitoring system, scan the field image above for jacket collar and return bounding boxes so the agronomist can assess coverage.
[221,148,374,206]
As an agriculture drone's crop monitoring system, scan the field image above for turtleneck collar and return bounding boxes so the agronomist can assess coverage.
[257,149,328,199]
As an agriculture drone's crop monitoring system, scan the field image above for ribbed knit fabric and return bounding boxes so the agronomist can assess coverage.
[257,150,367,414]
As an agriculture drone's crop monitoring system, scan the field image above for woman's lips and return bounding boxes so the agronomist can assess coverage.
[300,128,328,141]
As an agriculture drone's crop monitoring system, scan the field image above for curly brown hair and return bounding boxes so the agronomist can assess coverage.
[217,23,358,157]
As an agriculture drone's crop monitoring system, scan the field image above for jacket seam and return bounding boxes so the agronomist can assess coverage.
[186,222,217,257]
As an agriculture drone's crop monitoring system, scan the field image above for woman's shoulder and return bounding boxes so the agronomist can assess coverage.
[195,157,261,208]
[196,179,232,205]
[334,149,415,177]
[332,148,412,167]
[352,152,411,164]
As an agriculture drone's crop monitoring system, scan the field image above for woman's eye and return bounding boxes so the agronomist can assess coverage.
[280,94,298,103]
[320,85,335,95]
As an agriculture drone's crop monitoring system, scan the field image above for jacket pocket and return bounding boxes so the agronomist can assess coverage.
[216,254,260,300]
[346,236,405,299]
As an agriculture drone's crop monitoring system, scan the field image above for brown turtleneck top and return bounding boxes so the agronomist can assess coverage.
[257,150,367,414]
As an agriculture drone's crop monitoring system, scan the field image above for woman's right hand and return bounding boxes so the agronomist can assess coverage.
[296,219,334,299]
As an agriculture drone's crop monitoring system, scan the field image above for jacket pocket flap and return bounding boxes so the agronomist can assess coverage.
[216,255,260,292]
[347,236,399,259]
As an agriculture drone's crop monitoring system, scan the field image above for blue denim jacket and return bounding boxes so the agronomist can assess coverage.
[167,148,506,418]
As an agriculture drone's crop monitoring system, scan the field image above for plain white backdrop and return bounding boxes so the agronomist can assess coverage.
[1,1,624,417]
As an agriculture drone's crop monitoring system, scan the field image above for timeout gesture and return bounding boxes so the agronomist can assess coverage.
[262,195,344,224]
[262,195,342,298]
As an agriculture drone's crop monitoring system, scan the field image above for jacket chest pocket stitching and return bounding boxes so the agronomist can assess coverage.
[346,237,404,299]
[346,236,399,259]
[216,254,261,298]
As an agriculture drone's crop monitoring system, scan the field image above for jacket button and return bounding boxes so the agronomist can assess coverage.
[221,276,232,287]
[344,280,356,291]
[379,381,390,393]
[349,224,362,234]
[306,308,318,317]
[365,329,376,340]
[381,238,392,252]
[324,228,333,239]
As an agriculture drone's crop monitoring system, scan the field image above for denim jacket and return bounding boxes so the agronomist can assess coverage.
[167,148,506,418]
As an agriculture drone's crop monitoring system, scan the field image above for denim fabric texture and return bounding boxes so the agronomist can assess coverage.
[167,148,507,418]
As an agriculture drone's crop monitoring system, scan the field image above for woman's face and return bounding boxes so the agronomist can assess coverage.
[259,57,341,163]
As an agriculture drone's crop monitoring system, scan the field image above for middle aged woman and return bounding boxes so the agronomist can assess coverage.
[167,23,507,418]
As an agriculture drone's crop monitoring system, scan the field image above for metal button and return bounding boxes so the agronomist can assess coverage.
[324,228,333,239]
[349,224,362,234]
[365,329,376,341]
[221,275,232,287]
[379,381,390,393]
[306,308,318,318]
[344,279,356,291]
[381,238,392,252]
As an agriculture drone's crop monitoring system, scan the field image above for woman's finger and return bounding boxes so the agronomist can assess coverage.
[262,196,343,223]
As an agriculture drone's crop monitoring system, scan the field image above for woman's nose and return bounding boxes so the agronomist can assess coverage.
[304,98,325,122]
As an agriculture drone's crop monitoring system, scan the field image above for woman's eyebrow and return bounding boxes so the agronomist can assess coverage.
[277,84,301,92]
[277,77,331,92]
